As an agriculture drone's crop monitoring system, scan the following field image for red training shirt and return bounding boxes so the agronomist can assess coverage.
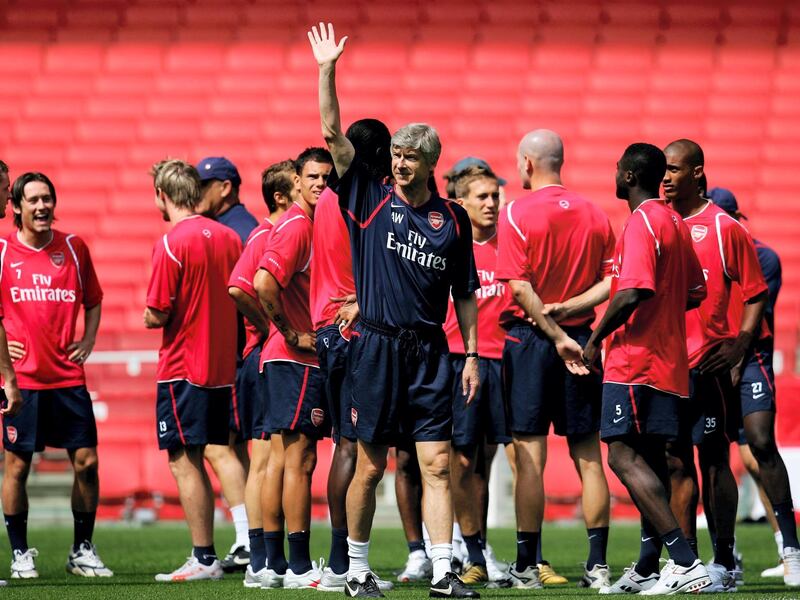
[146,215,241,388]
[0,230,103,390]
[496,185,615,328]
[604,199,706,397]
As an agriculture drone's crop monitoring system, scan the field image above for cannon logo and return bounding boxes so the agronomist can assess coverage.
[691,224,708,243]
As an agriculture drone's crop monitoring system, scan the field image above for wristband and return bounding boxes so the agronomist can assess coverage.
[465,352,479,359]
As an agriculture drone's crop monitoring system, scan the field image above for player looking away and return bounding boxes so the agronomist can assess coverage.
[2,172,110,579]
[310,23,481,599]
[585,143,710,595]
[145,159,242,582]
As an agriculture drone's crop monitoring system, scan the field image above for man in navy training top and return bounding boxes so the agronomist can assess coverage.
[310,23,481,599]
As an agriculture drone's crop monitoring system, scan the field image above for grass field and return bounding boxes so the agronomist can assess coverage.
[1,522,797,599]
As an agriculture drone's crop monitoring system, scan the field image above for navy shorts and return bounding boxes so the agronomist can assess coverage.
[2,386,98,453]
[263,361,330,439]
[346,320,453,446]
[451,356,510,448]
[683,369,741,446]
[737,340,777,444]
[232,348,266,441]
[600,383,682,441]
[316,325,356,443]
[503,324,601,437]
[156,380,231,450]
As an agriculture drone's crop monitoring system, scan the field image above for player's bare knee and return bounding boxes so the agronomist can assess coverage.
[421,452,450,483]
[73,451,99,482]
[4,453,31,483]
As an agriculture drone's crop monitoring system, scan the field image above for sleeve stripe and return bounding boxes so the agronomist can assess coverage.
[275,214,306,233]
[246,227,271,246]
[506,202,526,242]
[714,213,731,279]
[163,234,182,267]
[347,192,391,229]
[65,234,83,291]
[634,208,660,257]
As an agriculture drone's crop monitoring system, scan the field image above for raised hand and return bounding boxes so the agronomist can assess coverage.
[308,22,347,67]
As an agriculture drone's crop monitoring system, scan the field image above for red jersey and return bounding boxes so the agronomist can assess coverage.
[444,234,510,360]
[310,188,355,331]
[604,200,706,397]
[146,215,242,388]
[0,230,103,390]
[683,201,768,367]
[228,219,274,360]
[496,185,615,327]
[258,203,318,367]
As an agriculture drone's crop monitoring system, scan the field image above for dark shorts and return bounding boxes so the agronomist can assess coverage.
[316,324,355,443]
[263,361,329,439]
[156,381,231,450]
[346,320,453,446]
[737,341,777,444]
[451,356,510,448]
[2,386,98,454]
[232,348,266,442]
[684,369,741,446]
[600,383,683,441]
[503,324,601,437]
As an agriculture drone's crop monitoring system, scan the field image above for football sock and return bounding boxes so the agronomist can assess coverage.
[635,523,662,576]
[686,536,698,557]
[535,533,547,565]
[193,545,217,567]
[714,536,736,571]
[774,501,800,549]
[287,530,312,574]
[4,512,28,553]
[248,528,266,572]
[430,543,452,583]
[263,530,288,574]
[463,532,486,567]
[347,537,370,580]
[328,527,349,575]
[661,528,696,568]
[72,510,96,552]
[515,531,539,571]
[586,526,609,570]
[230,504,249,549]
[408,539,426,555]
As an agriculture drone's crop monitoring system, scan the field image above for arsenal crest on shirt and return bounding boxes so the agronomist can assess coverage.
[311,407,325,427]
[428,211,444,230]
[50,251,65,267]
[691,224,708,243]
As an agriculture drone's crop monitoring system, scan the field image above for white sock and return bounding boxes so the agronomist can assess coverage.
[452,521,464,544]
[230,504,249,549]
[430,543,452,583]
[775,531,784,559]
[347,537,370,581]
[422,523,431,556]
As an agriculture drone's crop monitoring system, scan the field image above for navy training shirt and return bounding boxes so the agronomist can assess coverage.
[754,238,782,333]
[218,203,259,245]
[334,160,479,330]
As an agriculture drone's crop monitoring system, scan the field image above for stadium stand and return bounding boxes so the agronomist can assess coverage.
[0,0,798,521]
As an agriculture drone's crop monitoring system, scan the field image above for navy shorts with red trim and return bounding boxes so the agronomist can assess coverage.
[2,386,98,453]
[684,368,740,446]
[737,340,777,444]
[503,323,601,437]
[451,356,510,448]
[600,383,682,441]
[156,381,230,450]
[231,347,266,441]
[316,324,355,443]
[346,320,453,446]
[263,361,330,439]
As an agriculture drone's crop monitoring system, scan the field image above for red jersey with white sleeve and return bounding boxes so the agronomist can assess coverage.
[258,203,318,367]
[228,219,273,359]
[0,230,103,390]
[444,234,510,360]
[496,185,615,328]
[310,188,355,331]
[146,215,242,388]
[683,201,768,367]
[604,199,707,397]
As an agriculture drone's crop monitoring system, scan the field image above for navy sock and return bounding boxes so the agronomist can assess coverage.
[515,531,539,571]
[661,528,696,568]
[288,530,312,574]
[193,545,217,567]
[463,532,485,566]
[249,528,266,572]
[714,537,736,570]
[686,536,698,558]
[4,512,28,553]
[774,501,800,549]
[535,533,546,565]
[408,539,426,554]
[479,536,486,550]
[72,510,96,552]
[329,527,349,575]
[635,524,662,576]
[264,530,288,574]
[586,526,609,570]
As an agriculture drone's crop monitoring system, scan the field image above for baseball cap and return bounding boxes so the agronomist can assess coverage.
[708,187,746,219]
[196,156,241,186]
[450,156,507,186]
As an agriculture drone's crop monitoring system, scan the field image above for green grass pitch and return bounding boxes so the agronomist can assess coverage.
[1,523,797,598]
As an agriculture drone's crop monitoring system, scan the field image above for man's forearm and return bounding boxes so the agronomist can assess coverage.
[83,303,101,343]
[319,64,353,176]
[561,277,611,318]
[230,288,270,338]
[257,282,297,345]
[587,290,642,348]
[736,294,767,348]
[0,326,18,386]
[454,295,478,354]
[510,280,567,343]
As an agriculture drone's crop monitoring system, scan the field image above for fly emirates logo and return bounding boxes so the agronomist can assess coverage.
[386,230,447,271]
[476,270,505,299]
[10,274,76,303]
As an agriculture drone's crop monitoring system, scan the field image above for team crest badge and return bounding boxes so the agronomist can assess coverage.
[691,224,708,243]
[311,408,325,427]
[50,251,65,267]
[559,200,570,209]
[428,211,444,230]
[351,408,358,427]
[6,426,17,444]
